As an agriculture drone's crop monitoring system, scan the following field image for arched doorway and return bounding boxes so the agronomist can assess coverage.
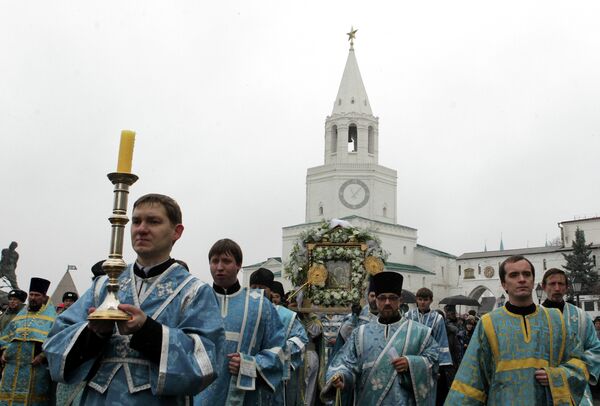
[469,285,497,315]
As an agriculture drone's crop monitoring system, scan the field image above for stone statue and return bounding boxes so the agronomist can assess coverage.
[0,242,19,289]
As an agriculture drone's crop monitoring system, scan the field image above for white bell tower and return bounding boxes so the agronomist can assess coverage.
[306,31,397,224]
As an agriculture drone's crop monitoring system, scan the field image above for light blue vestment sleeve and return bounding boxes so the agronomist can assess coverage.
[288,317,308,371]
[43,278,102,385]
[430,314,452,366]
[402,333,439,405]
[150,282,225,395]
[247,300,287,392]
[580,312,600,385]
[323,327,360,397]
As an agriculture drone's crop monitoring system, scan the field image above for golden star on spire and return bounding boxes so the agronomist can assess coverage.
[347,26,358,49]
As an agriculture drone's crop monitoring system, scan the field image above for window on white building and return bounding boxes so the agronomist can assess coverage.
[464,268,475,279]
[543,259,547,270]
[318,204,323,216]
[331,126,338,153]
[368,126,374,154]
[403,246,407,255]
[348,124,358,152]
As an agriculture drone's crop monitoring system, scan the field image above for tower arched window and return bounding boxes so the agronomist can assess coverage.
[318,204,324,216]
[348,124,358,152]
[331,126,338,153]
[383,204,387,217]
[368,126,374,154]
[403,246,407,255]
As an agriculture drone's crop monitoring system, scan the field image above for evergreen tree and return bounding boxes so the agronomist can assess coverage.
[563,227,597,295]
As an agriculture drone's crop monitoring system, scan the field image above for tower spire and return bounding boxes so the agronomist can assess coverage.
[332,27,372,116]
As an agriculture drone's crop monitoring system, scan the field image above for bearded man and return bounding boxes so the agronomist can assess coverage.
[0,278,55,405]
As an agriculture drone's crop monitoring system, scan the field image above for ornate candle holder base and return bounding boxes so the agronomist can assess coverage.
[88,309,130,321]
[87,285,130,320]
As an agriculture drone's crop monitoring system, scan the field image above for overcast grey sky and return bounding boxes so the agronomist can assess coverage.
[2,1,600,294]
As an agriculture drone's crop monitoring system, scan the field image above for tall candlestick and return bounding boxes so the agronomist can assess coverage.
[116,130,135,173]
[88,131,139,321]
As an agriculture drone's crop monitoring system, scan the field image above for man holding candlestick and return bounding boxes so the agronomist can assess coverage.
[44,193,225,405]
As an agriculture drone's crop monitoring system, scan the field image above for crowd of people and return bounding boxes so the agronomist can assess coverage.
[0,192,598,405]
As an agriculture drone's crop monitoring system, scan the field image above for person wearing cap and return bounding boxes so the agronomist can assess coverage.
[0,277,56,404]
[249,267,275,298]
[406,287,453,405]
[62,291,79,310]
[321,271,439,405]
[44,193,224,405]
[195,239,285,406]
[447,255,590,405]
[540,268,600,406]
[250,270,308,406]
[270,280,285,306]
[0,289,26,332]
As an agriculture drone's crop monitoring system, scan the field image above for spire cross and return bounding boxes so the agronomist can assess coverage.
[347,26,358,49]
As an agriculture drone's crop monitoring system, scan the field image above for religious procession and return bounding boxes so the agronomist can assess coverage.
[2,17,600,405]
[0,129,599,405]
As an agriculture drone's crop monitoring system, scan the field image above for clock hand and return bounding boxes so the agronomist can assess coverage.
[350,187,360,198]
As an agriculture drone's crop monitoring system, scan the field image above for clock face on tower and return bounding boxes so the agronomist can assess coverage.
[339,179,370,209]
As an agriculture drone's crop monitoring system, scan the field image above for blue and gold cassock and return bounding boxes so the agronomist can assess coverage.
[274,304,308,406]
[0,302,56,405]
[43,263,225,405]
[194,287,286,406]
[447,305,589,405]
[323,318,439,406]
[556,302,600,406]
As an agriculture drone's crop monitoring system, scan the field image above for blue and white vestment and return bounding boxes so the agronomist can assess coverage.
[44,263,224,405]
[195,286,286,406]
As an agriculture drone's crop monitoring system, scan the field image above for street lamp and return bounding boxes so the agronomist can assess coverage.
[497,294,506,308]
[535,283,544,304]
[572,280,583,308]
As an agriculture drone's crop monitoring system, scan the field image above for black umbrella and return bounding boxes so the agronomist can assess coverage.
[439,294,480,307]
[401,289,416,304]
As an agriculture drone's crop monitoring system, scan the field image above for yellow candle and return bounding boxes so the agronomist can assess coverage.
[116,130,136,173]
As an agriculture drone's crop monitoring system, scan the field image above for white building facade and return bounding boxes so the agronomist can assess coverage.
[243,40,456,304]
[453,217,600,315]
[242,38,599,316]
